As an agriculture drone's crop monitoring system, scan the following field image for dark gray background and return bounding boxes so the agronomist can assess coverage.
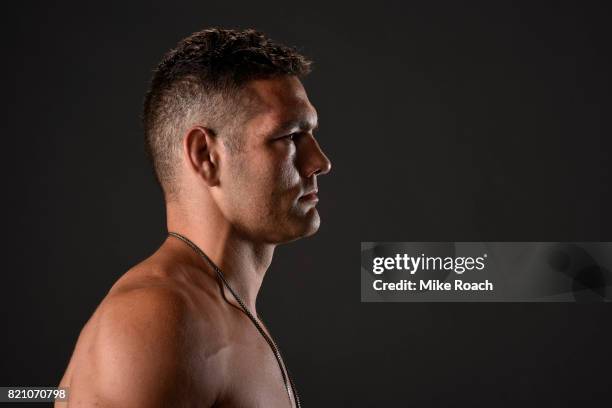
[3,1,611,406]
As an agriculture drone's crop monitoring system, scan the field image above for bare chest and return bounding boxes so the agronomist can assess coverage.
[209,320,298,408]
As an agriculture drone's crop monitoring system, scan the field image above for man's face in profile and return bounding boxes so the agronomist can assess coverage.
[215,75,331,244]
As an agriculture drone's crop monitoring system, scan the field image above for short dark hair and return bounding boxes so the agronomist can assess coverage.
[142,27,312,199]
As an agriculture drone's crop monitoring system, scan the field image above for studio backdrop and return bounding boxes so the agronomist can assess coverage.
[2,1,611,406]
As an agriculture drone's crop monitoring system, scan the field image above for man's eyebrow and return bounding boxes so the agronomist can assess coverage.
[274,117,319,134]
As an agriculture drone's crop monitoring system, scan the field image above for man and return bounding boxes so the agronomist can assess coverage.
[57,28,331,407]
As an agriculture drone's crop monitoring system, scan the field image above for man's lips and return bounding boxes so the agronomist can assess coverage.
[299,190,319,201]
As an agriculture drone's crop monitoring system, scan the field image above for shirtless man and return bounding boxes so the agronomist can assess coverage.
[57,28,331,407]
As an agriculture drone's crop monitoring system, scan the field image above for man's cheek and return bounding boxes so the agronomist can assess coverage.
[277,164,300,189]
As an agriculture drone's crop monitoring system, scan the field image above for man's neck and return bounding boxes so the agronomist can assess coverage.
[165,201,275,314]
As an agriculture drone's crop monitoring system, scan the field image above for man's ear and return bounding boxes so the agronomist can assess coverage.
[183,126,221,186]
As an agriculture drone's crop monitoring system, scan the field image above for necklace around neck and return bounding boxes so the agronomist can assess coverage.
[167,231,300,408]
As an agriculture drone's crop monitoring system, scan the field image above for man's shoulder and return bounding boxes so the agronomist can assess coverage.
[94,282,220,371]
[100,257,233,360]
[100,283,192,337]
[64,272,226,406]
[100,265,227,353]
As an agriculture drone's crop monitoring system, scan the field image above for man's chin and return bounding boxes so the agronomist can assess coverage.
[278,208,321,243]
[300,208,321,237]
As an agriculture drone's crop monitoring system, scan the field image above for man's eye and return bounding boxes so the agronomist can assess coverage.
[282,133,297,141]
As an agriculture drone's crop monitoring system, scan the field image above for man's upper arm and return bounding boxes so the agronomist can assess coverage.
[67,287,218,407]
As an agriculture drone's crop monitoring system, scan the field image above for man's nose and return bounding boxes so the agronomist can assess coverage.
[299,135,332,178]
